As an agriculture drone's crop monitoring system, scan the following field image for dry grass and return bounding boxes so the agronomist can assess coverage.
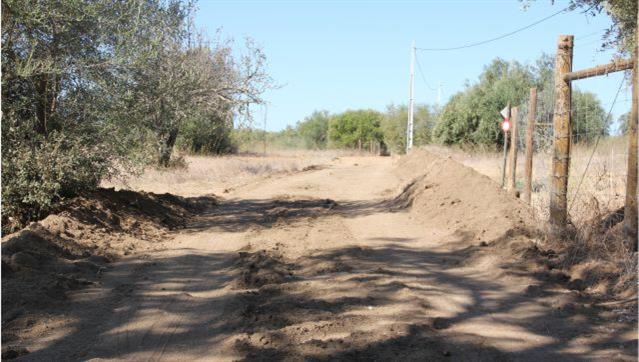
[102,149,357,197]
[424,137,636,296]
[425,136,629,224]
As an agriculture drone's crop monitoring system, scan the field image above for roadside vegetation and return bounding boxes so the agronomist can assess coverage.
[1,0,634,237]
[1,0,272,232]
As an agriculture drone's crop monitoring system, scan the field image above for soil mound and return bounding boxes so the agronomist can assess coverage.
[234,249,296,288]
[1,188,216,353]
[395,149,535,243]
[396,149,636,301]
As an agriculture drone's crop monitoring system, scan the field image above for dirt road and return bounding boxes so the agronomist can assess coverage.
[17,152,637,361]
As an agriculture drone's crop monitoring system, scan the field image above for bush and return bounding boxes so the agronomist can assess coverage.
[1,126,117,233]
[328,110,383,149]
[179,113,236,155]
[434,58,534,147]
[381,104,436,154]
[298,110,330,149]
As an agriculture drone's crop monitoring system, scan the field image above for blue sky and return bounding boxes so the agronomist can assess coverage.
[194,0,632,133]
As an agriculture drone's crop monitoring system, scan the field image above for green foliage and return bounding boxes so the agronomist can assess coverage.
[434,58,536,146]
[179,113,236,155]
[572,90,612,142]
[328,110,383,149]
[1,0,272,230]
[617,112,631,135]
[298,110,330,149]
[232,127,305,152]
[381,104,436,154]
[1,0,161,231]
[1,115,124,232]
[433,55,610,147]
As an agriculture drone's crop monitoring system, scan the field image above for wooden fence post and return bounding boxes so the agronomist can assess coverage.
[624,14,638,248]
[508,107,519,194]
[524,87,537,204]
[501,103,511,188]
[550,35,573,230]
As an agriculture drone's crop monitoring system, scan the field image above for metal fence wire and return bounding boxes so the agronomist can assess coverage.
[513,79,632,222]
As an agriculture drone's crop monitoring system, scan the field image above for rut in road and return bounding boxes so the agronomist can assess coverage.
[16,151,637,361]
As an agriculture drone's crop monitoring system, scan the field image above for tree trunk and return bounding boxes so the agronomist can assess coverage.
[35,75,49,135]
[157,128,179,167]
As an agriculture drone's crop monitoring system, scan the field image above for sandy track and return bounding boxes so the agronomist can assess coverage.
[17,154,636,361]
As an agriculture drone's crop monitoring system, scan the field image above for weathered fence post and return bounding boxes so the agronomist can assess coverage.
[524,87,537,204]
[501,103,511,188]
[624,15,638,248]
[508,107,519,194]
[550,35,573,230]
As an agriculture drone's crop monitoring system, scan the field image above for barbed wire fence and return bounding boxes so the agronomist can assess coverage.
[513,78,632,224]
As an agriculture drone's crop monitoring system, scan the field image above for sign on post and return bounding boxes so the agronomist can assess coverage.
[502,120,511,132]
[500,106,510,120]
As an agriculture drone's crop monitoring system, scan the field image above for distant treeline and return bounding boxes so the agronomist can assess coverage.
[233,105,436,154]
[236,54,620,154]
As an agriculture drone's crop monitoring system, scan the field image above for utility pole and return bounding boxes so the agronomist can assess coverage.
[406,40,415,153]
[437,82,442,106]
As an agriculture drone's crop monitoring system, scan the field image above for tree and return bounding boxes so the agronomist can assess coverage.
[618,111,631,135]
[1,0,274,231]
[433,58,535,147]
[523,1,636,53]
[298,110,330,149]
[129,29,273,166]
[1,0,169,230]
[179,111,236,155]
[572,90,612,142]
[381,104,436,154]
[328,110,383,149]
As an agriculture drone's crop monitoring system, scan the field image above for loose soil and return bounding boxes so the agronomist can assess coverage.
[2,150,636,361]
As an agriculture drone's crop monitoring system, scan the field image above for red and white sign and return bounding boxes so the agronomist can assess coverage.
[502,120,511,132]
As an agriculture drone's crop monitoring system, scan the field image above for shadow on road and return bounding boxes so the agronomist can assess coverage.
[13,195,637,361]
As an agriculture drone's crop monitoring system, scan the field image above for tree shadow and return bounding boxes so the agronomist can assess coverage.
[236,241,637,361]
[8,194,637,361]
[183,195,412,234]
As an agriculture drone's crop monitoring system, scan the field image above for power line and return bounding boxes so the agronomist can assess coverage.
[575,29,607,41]
[414,53,437,91]
[415,6,570,52]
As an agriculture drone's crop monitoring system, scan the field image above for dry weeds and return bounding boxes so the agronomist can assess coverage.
[102,150,357,197]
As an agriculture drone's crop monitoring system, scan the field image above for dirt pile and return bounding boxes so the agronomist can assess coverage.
[395,149,637,301]
[1,188,216,356]
[235,248,297,288]
[394,149,536,243]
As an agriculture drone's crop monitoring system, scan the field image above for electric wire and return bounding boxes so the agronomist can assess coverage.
[415,6,570,52]
[415,53,437,91]
[575,29,607,41]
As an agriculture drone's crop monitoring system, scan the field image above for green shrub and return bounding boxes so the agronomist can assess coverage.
[298,110,330,149]
[1,125,116,233]
[328,110,383,149]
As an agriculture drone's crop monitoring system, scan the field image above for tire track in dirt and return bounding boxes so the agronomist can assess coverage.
[219,154,637,361]
[9,153,637,361]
